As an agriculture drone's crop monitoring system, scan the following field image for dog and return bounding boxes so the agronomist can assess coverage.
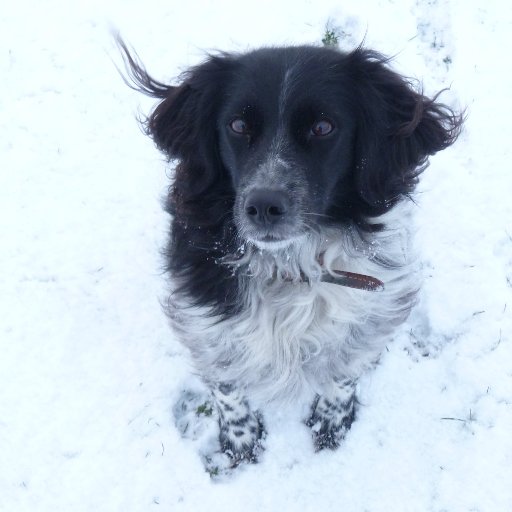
[118,40,462,465]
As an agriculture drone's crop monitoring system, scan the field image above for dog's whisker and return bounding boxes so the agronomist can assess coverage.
[302,212,334,219]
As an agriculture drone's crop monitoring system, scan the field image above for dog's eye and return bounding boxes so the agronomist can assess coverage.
[229,118,249,135]
[311,119,334,137]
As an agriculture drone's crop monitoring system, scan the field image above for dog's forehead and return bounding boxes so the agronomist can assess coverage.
[231,46,343,102]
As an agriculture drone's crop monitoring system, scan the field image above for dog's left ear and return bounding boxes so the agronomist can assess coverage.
[115,37,231,159]
[347,49,464,216]
[115,37,237,207]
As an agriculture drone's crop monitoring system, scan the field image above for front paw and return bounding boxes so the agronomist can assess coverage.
[306,416,352,451]
[306,395,356,451]
[219,410,266,465]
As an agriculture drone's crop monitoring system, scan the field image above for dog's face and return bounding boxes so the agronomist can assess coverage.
[122,44,461,250]
[216,48,357,249]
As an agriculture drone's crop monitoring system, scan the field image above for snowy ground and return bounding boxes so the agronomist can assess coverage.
[1,0,511,510]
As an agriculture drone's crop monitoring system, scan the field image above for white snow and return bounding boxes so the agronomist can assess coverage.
[1,0,511,511]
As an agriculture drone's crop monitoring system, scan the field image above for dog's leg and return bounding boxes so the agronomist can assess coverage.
[305,378,357,451]
[212,383,265,465]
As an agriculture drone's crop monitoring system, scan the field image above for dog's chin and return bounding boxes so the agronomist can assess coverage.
[248,234,305,252]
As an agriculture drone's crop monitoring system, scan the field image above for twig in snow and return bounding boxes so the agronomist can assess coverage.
[490,329,502,351]
[441,410,476,424]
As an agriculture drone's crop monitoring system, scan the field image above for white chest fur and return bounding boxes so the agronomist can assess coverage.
[170,206,419,402]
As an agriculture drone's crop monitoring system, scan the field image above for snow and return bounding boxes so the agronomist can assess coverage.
[1,0,511,510]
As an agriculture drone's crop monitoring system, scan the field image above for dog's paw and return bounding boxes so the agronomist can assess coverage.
[219,410,266,465]
[306,416,351,451]
[306,395,355,451]
[173,387,266,475]
[200,445,261,480]
[199,413,265,479]
[172,389,216,440]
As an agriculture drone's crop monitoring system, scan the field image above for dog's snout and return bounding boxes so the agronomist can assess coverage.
[244,189,289,226]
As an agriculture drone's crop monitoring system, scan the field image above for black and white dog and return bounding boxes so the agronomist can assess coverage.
[118,41,462,464]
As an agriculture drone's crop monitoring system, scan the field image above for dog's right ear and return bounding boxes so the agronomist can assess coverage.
[116,37,233,160]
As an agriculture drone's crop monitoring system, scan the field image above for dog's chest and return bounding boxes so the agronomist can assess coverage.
[234,276,357,360]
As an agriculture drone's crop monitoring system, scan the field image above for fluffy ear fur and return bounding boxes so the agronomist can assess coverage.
[144,56,234,161]
[347,49,463,216]
[116,38,236,207]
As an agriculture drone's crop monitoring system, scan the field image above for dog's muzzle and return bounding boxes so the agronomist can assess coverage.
[238,187,302,249]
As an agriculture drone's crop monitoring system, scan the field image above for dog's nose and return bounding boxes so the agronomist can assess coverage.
[244,189,289,226]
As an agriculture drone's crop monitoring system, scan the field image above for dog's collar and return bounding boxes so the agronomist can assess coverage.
[227,250,384,292]
[320,269,384,291]
[316,253,384,291]
[285,268,384,291]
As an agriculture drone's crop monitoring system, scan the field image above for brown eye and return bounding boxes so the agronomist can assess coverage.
[311,119,334,136]
[229,118,249,134]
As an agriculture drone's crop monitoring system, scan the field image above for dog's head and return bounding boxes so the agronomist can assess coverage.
[119,42,462,251]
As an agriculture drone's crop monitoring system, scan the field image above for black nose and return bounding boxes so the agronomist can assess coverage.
[244,189,289,227]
